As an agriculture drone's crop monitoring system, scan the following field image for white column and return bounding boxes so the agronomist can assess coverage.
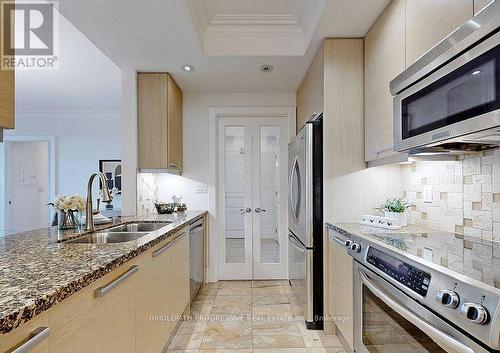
[121,68,137,216]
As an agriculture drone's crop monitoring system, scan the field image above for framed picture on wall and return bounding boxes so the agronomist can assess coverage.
[99,159,122,194]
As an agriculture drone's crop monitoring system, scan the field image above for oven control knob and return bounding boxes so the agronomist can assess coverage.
[345,240,353,248]
[436,290,460,309]
[460,303,489,325]
[350,243,362,253]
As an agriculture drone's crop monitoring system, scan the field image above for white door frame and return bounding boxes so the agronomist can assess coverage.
[3,136,57,229]
[208,107,296,282]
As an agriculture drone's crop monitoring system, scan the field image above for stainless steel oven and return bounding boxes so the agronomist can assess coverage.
[353,262,489,353]
[342,229,500,353]
[391,2,500,153]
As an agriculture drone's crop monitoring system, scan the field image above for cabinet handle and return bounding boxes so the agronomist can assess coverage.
[94,265,139,297]
[152,232,187,258]
[11,327,50,353]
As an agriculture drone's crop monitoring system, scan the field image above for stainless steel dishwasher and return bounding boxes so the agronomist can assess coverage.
[189,217,205,301]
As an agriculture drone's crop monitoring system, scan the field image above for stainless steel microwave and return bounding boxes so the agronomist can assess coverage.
[391,1,500,154]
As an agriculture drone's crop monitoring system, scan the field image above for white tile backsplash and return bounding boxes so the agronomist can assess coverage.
[403,150,500,240]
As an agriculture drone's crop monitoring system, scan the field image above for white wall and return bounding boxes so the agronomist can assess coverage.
[4,112,122,200]
[136,91,296,214]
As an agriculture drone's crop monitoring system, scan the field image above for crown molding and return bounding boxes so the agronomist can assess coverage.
[186,0,324,56]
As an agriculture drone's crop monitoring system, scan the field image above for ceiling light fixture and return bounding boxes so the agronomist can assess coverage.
[260,64,274,73]
[472,70,481,75]
[181,64,195,72]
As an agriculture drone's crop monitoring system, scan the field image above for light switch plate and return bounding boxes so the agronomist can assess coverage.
[423,185,433,203]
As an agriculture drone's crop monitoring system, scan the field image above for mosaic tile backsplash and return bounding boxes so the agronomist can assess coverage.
[137,173,159,215]
[402,149,500,241]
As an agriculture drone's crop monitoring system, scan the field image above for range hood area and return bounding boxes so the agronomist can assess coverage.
[389,1,500,158]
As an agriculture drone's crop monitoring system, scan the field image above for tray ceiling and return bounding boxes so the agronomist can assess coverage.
[187,0,326,56]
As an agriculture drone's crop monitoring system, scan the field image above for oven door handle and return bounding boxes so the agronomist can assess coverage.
[358,269,474,353]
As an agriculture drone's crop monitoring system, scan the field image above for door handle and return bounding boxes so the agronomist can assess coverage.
[240,208,251,215]
[255,208,267,213]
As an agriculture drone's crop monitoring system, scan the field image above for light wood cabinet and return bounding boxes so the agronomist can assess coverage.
[364,0,406,163]
[405,0,473,66]
[296,47,324,132]
[136,228,189,353]
[137,73,183,173]
[474,0,494,14]
[0,312,49,353]
[170,229,190,320]
[48,255,144,353]
[328,233,353,350]
[0,0,15,131]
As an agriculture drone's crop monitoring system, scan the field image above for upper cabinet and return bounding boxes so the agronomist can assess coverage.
[364,0,475,165]
[296,48,324,132]
[474,0,494,14]
[0,0,15,134]
[137,72,183,173]
[365,0,406,163]
[405,0,473,66]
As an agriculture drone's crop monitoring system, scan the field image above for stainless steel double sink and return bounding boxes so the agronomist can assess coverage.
[67,222,172,244]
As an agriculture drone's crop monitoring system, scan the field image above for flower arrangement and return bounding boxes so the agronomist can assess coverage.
[50,195,86,212]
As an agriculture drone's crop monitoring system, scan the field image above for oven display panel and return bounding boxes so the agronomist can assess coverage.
[367,247,431,297]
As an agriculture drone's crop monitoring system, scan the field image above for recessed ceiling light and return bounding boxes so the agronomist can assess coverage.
[181,64,195,72]
[472,70,481,75]
[260,64,273,73]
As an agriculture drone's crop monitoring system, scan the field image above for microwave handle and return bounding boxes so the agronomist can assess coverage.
[358,269,474,353]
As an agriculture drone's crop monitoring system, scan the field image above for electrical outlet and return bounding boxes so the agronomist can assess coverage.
[423,185,433,203]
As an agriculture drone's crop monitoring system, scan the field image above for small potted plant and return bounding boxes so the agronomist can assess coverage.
[377,196,411,227]
[49,195,86,230]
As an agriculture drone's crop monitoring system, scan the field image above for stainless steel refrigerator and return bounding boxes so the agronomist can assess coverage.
[288,113,323,330]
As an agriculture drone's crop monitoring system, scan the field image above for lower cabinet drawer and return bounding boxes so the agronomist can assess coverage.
[48,255,145,353]
[0,313,49,353]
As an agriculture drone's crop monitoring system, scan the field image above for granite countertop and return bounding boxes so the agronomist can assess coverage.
[0,210,207,335]
[328,222,500,290]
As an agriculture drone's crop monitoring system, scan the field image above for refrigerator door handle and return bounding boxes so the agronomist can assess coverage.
[288,156,301,223]
[288,233,305,253]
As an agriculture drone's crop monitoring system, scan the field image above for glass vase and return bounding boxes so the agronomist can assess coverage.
[58,210,79,230]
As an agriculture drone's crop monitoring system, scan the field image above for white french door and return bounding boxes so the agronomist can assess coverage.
[218,117,288,280]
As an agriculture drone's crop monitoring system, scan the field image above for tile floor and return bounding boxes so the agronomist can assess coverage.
[226,238,280,263]
[167,280,346,353]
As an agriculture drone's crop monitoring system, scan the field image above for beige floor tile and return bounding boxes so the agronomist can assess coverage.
[252,303,295,319]
[196,284,219,300]
[218,281,252,296]
[211,295,252,317]
[254,349,308,353]
[291,302,305,316]
[201,321,252,349]
[168,320,207,350]
[307,348,346,353]
[199,349,252,353]
[252,280,289,288]
[252,294,290,305]
[318,333,343,348]
[252,285,291,295]
[253,320,305,348]
[166,350,199,353]
[190,299,215,317]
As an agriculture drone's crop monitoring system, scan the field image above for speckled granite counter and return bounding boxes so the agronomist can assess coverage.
[328,222,500,290]
[0,210,207,334]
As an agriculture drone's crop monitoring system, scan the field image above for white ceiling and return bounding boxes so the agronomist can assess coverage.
[16,10,121,113]
[56,0,390,94]
[187,0,325,56]
[17,0,390,112]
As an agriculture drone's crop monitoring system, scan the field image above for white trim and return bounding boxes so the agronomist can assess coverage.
[207,107,295,282]
[2,136,57,227]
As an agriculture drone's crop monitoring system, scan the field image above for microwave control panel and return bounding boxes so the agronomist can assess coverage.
[367,247,432,297]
